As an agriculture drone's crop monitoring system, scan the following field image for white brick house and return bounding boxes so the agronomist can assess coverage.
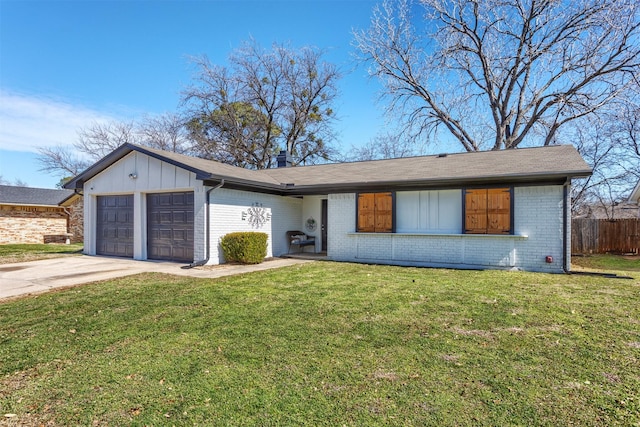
[65,143,591,273]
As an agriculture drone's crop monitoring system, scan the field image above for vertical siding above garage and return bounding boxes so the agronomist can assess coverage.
[86,152,196,193]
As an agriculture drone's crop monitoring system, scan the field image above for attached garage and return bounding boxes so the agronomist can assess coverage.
[147,192,194,262]
[96,195,133,257]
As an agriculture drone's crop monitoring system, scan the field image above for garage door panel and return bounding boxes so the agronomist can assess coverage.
[97,195,134,258]
[147,192,194,262]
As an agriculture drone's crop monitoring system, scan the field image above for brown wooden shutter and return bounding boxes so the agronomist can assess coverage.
[357,192,393,233]
[357,193,376,232]
[487,188,511,234]
[465,189,488,234]
[374,192,393,233]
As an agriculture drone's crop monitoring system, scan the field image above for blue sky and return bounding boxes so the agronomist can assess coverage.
[0,0,386,188]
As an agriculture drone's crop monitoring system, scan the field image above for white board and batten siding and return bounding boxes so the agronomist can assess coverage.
[83,151,205,260]
[396,189,462,234]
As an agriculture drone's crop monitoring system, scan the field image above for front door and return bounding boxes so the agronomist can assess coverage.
[321,199,328,252]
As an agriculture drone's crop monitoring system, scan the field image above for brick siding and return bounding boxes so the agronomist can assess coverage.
[0,205,68,244]
[0,196,84,245]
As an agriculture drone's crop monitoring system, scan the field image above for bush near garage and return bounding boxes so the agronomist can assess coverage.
[220,232,268,264]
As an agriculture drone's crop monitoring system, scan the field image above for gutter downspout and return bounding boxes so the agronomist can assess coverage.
[183,179,225,269]
[563,179,570,273]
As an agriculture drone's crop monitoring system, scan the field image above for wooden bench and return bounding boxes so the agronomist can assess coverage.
[286,230,315,254]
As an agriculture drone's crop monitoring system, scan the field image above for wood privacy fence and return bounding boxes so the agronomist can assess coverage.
[572,218,640,254]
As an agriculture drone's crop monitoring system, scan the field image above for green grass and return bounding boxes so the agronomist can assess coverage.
[0,243,83,264]
[1,262,639,426]
[572,253,640,273]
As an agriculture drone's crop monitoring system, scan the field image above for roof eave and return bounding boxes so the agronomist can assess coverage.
[207,170,592,196]
[288,171,591,195]
[0,202,64,208]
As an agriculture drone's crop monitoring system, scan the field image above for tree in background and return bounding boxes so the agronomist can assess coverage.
[187,101,277,169]
[0,176,28,187]
[182,40,340,169]
[345,132,427,161]
[571,95,640,216]
[354,0,640,151]
[37,113,192,179]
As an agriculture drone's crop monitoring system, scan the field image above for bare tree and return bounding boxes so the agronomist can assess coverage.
[137,113,193,154]
[354,0,640,151]
[75,121,137,158]
[183,40,340,169]
[37,145,89,177]
[345,132,427,161]
[571,105,640,218]
[38,114,193,178]
[0,176,29,187]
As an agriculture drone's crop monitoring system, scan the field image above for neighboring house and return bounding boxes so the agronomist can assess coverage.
[0,185,83,244]
[65,143,591,273]
[630,180,640,205]
[573,202,640,219]
[573,180,640,219]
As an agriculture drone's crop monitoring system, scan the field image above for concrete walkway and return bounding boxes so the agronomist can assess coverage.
[0,255,314,301]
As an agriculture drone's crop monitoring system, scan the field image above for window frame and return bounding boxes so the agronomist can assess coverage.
[462,186,514,235]
[356,192,396,233]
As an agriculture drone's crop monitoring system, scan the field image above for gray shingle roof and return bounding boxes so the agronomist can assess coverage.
[0,185,74,206]
[65,143,592,194]
[258,145,592,189]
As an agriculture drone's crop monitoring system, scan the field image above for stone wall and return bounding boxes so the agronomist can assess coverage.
[0,205,68,244]
[66,196,84,243]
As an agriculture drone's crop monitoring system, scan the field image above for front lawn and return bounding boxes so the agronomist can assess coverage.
[0,243,83,264]
[1,263,638,426]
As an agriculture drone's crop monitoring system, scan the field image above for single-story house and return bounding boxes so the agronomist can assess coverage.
[65,143,592,273]
[0,185,83,244]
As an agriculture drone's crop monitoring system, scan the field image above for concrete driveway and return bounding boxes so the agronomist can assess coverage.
[0,255,313,301]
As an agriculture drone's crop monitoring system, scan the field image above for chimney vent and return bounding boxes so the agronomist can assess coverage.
[276,150,292,168]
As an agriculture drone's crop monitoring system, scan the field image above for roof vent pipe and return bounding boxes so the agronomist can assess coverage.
[276,150,292,168]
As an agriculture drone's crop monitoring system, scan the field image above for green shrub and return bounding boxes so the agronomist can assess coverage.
[220,232,268,264]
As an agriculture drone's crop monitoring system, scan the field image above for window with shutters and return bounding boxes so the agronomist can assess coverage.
[357,192,394,233]
[464,188,512,234]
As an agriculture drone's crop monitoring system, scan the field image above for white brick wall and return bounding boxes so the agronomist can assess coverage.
[327,193,356,260]
[208,188,302,264]
[328,186,568,273]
